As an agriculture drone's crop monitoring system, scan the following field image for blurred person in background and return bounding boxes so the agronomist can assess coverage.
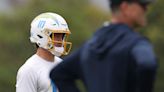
[50,0,158,92]
[16,12,72,92]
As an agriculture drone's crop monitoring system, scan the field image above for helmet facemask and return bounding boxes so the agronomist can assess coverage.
[45,29,72,56]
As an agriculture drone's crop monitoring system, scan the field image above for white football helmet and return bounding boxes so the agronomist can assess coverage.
[30,12,72,56]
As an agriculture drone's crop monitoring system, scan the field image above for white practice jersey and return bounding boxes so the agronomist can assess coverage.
[16,54,62,92]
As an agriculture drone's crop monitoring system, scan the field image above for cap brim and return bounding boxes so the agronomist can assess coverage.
[139,0,156,4]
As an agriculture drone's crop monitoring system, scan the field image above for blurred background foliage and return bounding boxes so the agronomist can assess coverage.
[0,0,163,92]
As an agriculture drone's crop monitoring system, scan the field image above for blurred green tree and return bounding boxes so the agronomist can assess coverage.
[144,0,164,91]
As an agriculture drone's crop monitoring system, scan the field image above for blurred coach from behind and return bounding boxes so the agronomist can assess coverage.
[50,0,158,92]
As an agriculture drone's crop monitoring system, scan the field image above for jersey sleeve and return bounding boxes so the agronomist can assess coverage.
[16,66,37,92]
[131,40,158,92]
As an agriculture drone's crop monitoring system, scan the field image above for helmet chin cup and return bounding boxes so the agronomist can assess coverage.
[50,47,64,56]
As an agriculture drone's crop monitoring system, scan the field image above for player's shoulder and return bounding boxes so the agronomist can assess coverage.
[16,64,37,83]
[17,55,39,76]
[54,56,63,66]
[17,62,35,77]
[55,56,62,63]
[16,56,38,89]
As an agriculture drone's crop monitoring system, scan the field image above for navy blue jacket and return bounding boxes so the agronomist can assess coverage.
[50,23,158,92]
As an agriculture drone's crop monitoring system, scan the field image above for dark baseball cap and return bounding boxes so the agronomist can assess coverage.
[109,0,156,7]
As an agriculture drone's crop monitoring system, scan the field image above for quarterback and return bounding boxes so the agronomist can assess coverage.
[16,12,72,92]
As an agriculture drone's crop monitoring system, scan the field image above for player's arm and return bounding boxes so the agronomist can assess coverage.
[131,40,158,92]
[16,67,37,92]
[50,48,83,92]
